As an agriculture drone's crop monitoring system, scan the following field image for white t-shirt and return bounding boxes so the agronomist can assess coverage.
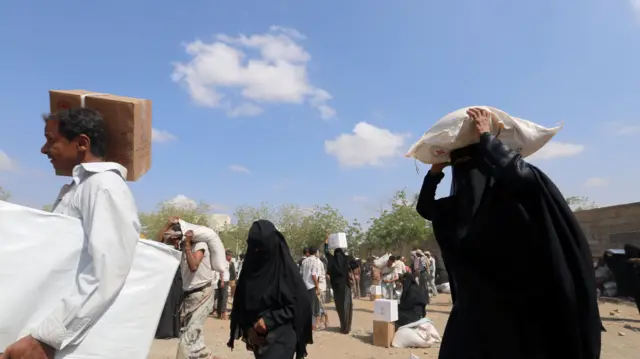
[220,260,230,282]
[181,242,213,291]
[300,256,320,290]
[392,260,406,276]
[315,257,327,291]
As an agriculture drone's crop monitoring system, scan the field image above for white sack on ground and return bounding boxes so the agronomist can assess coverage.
[0,201,181,359]
[179,219,226,272]
[405,106,562,164]
[392,318,442,348]
[436,282,451,294]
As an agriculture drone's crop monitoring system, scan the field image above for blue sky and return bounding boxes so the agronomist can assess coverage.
[1,0,639,224]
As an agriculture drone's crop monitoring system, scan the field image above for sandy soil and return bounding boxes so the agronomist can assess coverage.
[148,295,640,359]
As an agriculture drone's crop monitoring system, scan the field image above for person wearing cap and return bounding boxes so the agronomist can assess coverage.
[424,251,439,297]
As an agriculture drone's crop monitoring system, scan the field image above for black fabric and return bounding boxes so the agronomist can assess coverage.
[253,323,297,359]
[603,250,637,298]
[416,134,602,359]
[327,246,350,286]
[155,268,184,339]
[228,220,312,359]
[397,274,428,328]
[332,283,353,334]
[624,245,640,314]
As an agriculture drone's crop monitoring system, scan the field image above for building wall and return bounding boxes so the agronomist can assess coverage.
[209,214,231,231]
[420,202,640,260]
[573,202,640,258]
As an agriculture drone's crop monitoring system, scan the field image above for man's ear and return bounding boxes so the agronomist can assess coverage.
[76,134,91,153]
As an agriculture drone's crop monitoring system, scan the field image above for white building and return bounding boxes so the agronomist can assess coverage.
[209,213,231,231]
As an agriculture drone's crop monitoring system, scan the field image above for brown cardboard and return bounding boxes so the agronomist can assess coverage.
[370,293,382,301]
[372,320,395,348]
[49,90,152,181]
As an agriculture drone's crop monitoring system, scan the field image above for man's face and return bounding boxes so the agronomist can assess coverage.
[387,260,393,267]
[41,119,83,174]
[226,254,232,262]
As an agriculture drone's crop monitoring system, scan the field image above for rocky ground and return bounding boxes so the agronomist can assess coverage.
[148,294,640,359]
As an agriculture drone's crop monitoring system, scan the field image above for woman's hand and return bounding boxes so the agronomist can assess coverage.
[253,318,267,334]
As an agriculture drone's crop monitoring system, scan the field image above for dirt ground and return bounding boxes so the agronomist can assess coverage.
[148,295,640,359]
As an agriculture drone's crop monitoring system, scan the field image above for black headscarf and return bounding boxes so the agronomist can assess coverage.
[228,220,313,359]
[328,248,350,286]
[399,273,428,309]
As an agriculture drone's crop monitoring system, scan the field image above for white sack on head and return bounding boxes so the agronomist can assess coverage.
[178,219,226,272]
[405,106,562,164]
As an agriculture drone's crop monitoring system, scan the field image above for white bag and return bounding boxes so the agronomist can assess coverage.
[328,232,348,250]
[179,219,226,272]
[374,253,391,268]
[436,282,451,294]
[405,106,562,164]
[392,318,442,348]
[0,201,181,359]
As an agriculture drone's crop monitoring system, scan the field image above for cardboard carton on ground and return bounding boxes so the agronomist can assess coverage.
[373,299,398,322]
[49,90,152,181]
[370,285,382,301]
[328,232,348,249]
[372,320,395,348]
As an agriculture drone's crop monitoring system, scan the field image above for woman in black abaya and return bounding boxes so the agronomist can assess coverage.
[397,273,429,328]
[415,108,602,359]
[324,237,353,334]
[228,220,313,359]
[155,268,184,339]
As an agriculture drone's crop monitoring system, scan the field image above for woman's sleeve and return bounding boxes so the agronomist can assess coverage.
[261,304,295,331]
[416,171,445,221]
[478,133,535,191]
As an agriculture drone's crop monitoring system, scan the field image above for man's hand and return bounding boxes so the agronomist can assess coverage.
[315,286,321,296]
[183,230,194,247]
[467,107,494,136]
[167,216,179,226]
[253,318,267,334]
[1,335,54,359]
[220,278,225,288]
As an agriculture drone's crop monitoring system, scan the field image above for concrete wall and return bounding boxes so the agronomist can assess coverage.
[419,202,640,260]
[574,202,640,258]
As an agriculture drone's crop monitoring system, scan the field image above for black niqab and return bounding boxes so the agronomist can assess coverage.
[228,220,313,359]
[397,273,428,327]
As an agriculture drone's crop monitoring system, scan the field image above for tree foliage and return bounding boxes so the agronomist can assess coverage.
[565,196,598,211]
[0,186,10,201]
[138,200,211,240]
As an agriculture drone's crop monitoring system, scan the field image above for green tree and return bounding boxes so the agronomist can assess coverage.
[42,204,53,212]
[565,196,598,211]
[139,199,211,240]
[0,186,10,201]
[364,189,433,255]
[345,219,365,256]
[300,204,349,250]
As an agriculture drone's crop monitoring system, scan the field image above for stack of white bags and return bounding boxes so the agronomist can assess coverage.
[0,200,181,359]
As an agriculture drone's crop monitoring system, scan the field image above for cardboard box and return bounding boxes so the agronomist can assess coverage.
[328,232,348,249]
[49,90,152,181]
[372,320,395,348]
[373,299,398,322]
[370,285,382,301]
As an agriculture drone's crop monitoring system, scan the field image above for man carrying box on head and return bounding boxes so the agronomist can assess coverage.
[1,108,141,359]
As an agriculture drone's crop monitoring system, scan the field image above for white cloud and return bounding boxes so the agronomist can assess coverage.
[583,177,608,188]
[226,102,264,117]
[0,150,15,171]
[632,0,640,18]
[325,122,408,167]
[616,125,640,135]
[152,128,177,143]
[229,164,250,174]
[527,142,584,161]
[172,26,335,119]
[166,194,198,209]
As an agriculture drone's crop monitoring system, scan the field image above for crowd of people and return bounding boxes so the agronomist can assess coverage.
[4,107,622,359]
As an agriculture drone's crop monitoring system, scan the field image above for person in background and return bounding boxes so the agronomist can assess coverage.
[371,257,382,287]
[228,251,238,302]
[228,220,313,359]
[163,221,218,359]
[314,249,330,329]
[396,273,429,328]
[349,258,361,299]
[381,257,398,299]
[236,253,245,278]
[298,248,309,268]
[299,247,321,330]
[211,270,220,316]
[392,255,407,298]
[359,259,370,298]
[2,109,141,359]
[412,250,430,301]
[424,251,438,297]
[325,237,353,334]
[216,250,233,320]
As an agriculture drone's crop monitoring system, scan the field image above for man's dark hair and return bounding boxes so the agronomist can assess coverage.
[309,248,318,255]
[389,256,396,261]
[302,247,310,255]
[239,254,245,260]
[225,249,233,256]
[44,108,107,158]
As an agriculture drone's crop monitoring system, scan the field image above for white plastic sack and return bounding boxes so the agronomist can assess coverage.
[0,201,181,359]
[436,282,451,294]
[374,253,391,268]
[179,219,226,272]
[405,106,562,164]
[392,318,442,348]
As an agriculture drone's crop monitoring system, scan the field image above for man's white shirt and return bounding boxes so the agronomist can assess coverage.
[32,162,141,350]
[300,256,320,290]
[181,242,212,291]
